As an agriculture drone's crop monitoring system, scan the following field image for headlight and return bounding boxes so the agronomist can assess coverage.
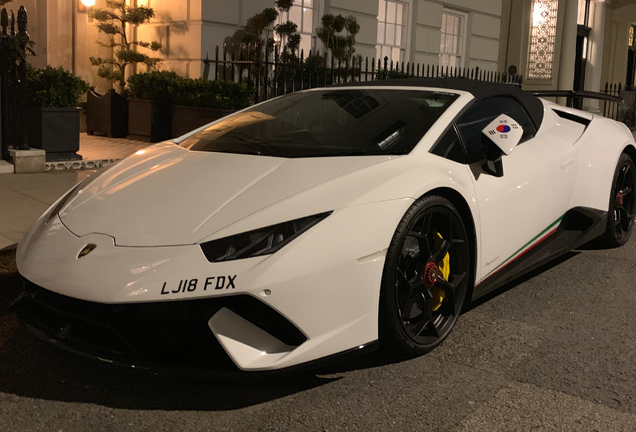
[200,212,331,262]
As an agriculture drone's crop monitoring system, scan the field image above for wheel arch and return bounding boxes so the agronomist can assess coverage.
[422,187,477,303]
[623,143,636,164]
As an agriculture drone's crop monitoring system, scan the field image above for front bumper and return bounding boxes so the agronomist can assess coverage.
[14,279,307,372]
[16,199,411,371]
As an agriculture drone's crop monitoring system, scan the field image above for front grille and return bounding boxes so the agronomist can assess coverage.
[14,280,307,372]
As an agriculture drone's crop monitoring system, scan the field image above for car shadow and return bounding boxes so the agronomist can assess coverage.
[0,249,342,411]
[0,325,347,410]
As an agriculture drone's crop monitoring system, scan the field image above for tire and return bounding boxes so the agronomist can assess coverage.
[601,153,636,247]
[380,195,471,356]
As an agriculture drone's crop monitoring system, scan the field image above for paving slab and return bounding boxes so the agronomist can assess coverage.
[0,235,14,251]
[0,190,49,226]
[0,170,100,250]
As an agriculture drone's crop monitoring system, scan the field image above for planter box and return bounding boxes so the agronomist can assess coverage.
[171,105,235,137]
[27,107,81,161]
[128,98,172,142]
[87,89,128,138]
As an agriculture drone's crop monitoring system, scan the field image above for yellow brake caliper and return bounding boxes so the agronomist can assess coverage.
[432,231,450,311]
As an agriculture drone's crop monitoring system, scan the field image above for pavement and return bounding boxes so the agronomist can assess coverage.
[0,134,150,251]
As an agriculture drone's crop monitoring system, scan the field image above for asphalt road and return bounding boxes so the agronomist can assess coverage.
[1,237,636,431]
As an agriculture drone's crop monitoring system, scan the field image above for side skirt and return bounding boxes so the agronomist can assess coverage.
[472,207,607,300]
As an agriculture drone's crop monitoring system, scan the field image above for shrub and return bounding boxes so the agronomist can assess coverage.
[127,71,253,109]
[27,66,90,108]
[127,70,180,100]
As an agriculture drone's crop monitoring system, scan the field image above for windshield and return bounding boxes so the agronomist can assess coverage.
[179,88,458,158]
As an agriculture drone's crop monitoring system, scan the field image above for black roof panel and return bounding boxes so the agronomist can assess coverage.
[339,78,544,128]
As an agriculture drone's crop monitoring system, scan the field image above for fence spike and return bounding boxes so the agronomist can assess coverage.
[17,5,27,34]
[1,8,7,35]
[299,49,305,90]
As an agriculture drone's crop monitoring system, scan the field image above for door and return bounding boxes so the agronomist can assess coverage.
[454,97,578,283]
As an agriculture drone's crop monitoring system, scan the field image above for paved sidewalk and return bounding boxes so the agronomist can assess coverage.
[0,134,152,251]
[47,134,150,171]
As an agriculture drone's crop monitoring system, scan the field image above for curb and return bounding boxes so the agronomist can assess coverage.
[46,158,121,171]
[0,244,18,253]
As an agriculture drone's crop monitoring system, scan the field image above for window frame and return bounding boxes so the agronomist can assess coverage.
[439,9,467,69]
[376,0,411,65]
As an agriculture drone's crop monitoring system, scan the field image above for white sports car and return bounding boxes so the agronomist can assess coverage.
[14,78,636,374]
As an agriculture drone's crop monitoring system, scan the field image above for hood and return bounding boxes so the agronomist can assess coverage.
[60,143,390,246]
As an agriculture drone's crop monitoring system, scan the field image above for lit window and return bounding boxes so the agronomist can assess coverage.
[528,0,559,80]
[278,0,317,55]
[439,10,466,69]
[376,0,407,64]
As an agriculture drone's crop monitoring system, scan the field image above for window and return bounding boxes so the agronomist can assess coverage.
[432,97,537,162]
[577,0,591,26]
[528,0,559,80]
[277,0,317,55]
[457,98,537,154]
[376,0,408,64]
[440,10,466,69]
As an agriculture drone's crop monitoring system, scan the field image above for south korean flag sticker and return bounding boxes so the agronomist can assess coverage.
[482,114,524,155]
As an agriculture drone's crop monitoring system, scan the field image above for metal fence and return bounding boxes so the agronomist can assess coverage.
[203,43,524,104]
[0,6,30,161]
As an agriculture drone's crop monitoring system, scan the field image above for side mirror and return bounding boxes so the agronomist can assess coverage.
[465,142,504,177]
[483,155,504,177]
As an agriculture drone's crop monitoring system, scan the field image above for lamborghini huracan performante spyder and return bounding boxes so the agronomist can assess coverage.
[14,78,636,373]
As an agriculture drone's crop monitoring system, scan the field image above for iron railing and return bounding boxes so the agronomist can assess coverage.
[203,43,524,104]
[0,6,30,161]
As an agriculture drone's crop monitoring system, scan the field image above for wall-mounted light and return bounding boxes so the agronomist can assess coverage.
[78,0,95,13]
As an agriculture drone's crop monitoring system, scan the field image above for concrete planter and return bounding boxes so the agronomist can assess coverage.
[87,89,128,138]
[128,98,172,142]
[27,107,81,161]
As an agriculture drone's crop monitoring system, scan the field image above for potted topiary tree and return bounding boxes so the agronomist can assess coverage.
[26,66,89,160]
[86,0,162,138]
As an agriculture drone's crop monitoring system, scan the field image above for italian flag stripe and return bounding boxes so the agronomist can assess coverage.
[481,215,564,282]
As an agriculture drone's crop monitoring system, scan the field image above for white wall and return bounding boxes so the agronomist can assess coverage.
[414,0,502,71]
[35,0,505,92]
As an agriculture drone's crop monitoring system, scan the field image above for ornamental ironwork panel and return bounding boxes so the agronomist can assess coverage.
[528,0,559,81]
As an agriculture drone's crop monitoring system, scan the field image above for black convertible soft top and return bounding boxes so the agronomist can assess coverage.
[341,77,545,129]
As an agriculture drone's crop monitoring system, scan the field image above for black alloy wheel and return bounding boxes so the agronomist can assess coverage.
[602,153,636,247]
[380,195,471,355]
